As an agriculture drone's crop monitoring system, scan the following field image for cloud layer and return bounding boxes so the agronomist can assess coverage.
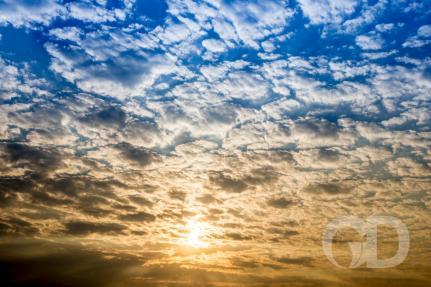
[0,0,430,286]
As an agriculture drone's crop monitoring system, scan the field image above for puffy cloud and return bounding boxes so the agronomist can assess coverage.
[0,0,64,27]
[66,1,127,23]
[403,24,431,48]
[202,38,227,53]
[46,41,174,99]
[375,23,396,32]
[298,0,358,24]
[0,58,50,100]
[0,1,430,286]
[169,0,293,49]
[65,221,127,235]
[355,34,384,50]
[118,211,156,222]
[340,0,388,33]
[267,197,295,209]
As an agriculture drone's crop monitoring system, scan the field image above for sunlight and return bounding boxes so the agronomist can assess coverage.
[184,220,209,248]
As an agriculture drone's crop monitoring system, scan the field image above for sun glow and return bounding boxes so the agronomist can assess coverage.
[184,220,209,248]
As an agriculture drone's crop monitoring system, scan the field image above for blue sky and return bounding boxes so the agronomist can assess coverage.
[0,1,431,286]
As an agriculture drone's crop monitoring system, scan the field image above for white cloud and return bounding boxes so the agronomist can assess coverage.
[0,58,50,100]
[403,25,431,48]
[215,71,271,102]
[214,0,293,48]
[375,23,395,32]
[341,0,388,33]
[417,25,431,37]
[49,27,82,42]
[0,0,64,27]
[402,38,431,48]
[46,42,175,99]
[158,22,192,45]
[355,34,384,50]
[66,1,126,23]
[298,0,358,24]
[202,38,227,53]
[169,0,293,49]
[361,50,397,60]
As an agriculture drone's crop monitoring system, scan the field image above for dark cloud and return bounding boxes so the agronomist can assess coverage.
[0,217,38,236]
[205,208,224,221]
[18,208,64,220]
[30,190,74,206]
[129,195,153,207]
[304,183,348,195]
[1,174,129,211]
[318,148,340,161]
[118,211,156,222]
[267,197,294,209]
[275,256,314,267]
[196,194,222,205]
[0,239,140,287]
[81,106,127,128]
[46,176,127,202]
[0,176,35,206]
[203,105,238,124]
[168,189,187,201]
[209,166,279,193]
[0,240,326,287]
[44,177,85,197]
[78,206,112,217]
[224,232,254,241]
[64,221,127,235]
[115,142,155,166]
[231,258,261,269]
[244,166,280,186]
[295,119,339,139]
[267,227,300,239]
[111,203,137,212]
[2,143,62,172]
[209,171,248,193]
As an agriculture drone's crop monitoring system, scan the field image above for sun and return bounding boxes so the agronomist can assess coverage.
[184,220,209,248]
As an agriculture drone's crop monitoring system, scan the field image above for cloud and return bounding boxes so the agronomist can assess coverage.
[0,58,50,100]
[208,171,248,193]
[403,24,431,48]
[0,217,38,236]
[214,0,293,49]
[224,232,254,241]
[168,189,187,201]
[267,197,295,209]
[202,38,227,53]
[298,0,358,24]
[115,143,155,166]
[1,143,63,173]
[45,41,174,99]
[341,0,388,33]
[64,221,127,235]
[275,256,314,267]
[303,182,348,195]
[0,1,431,285]
[66,1,126,23]
[0,239,140,287]
[417,25,431,38]
[375,23,395,33]
[0,0,64,27]
[118,211,156,222]
[356,34,384,50]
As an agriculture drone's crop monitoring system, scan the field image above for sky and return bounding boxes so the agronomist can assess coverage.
[0,0,430,286]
